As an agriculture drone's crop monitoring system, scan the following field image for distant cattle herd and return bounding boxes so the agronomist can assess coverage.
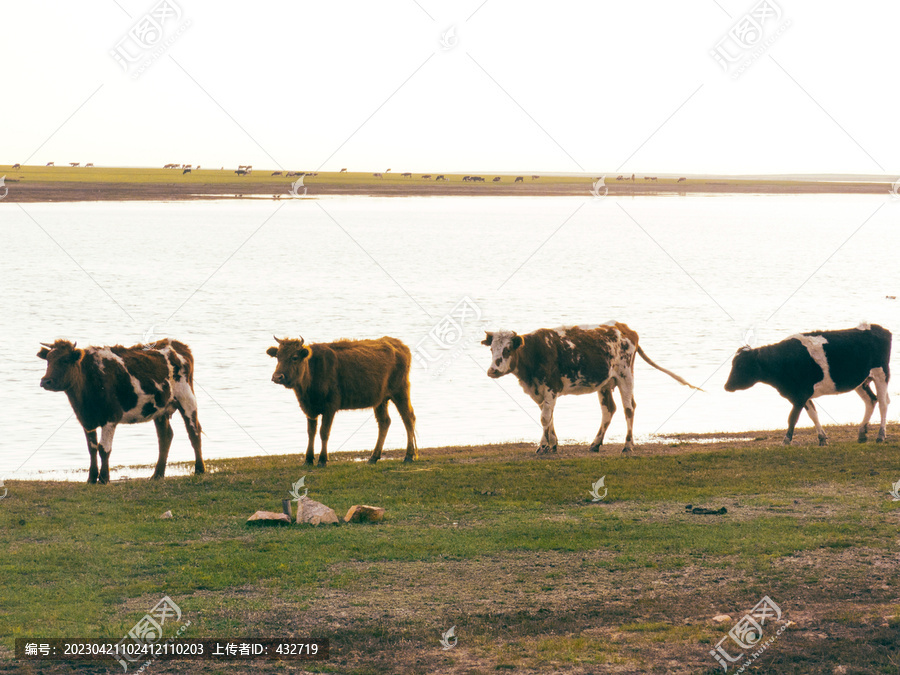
[36,321,892,483]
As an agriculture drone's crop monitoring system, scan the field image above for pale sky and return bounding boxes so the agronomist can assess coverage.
[2,0,897,176]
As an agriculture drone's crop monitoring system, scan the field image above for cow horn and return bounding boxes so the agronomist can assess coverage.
[298,336,305,346]
[274,335,284,345]
[40,342,54,348]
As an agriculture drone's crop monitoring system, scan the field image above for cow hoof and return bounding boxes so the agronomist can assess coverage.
[87,477,97,484]
[403,456,414,463]
[818,437,828,447]
[318,460,328,467]
[858,435,867,443]
[550,445,558,453]
[367,457,379,465]
[304,458,315,466]
[876,436,885,444]
[621,446,632,454]
[195,464,205,474]
[782,438,792,446]
[588,443,600,453]
[151,473,165,480]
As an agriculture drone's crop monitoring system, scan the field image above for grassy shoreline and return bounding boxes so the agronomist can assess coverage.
[1,425,899,673]
[1,165,895,202]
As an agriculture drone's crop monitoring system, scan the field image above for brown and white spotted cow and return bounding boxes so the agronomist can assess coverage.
[37,339,204,483]
[482,323,700,453]
[267,335,417,465]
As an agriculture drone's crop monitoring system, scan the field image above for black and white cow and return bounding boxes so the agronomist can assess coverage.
[37,338,204,483]
[482,322,700,453]
[724,323,892,445]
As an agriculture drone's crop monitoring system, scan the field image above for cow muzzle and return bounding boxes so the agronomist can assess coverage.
[271,373,287,386]
[487,368,503,379]
[40,377,62,391]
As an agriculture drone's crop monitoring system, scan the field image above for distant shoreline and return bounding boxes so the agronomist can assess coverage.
[1,165,895,202]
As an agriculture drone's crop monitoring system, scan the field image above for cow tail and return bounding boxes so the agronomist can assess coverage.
[636,346,703,391]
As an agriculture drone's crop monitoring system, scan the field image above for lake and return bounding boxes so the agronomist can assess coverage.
[2,194,897,479]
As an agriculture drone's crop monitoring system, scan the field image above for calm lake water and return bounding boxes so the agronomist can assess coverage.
[2,195,898,480]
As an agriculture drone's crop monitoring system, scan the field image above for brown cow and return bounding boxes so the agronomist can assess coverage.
[482,323,699,453]
[267,335,417,465]
[37,339,204,483]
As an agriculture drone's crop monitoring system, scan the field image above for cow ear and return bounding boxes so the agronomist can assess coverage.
[266,346,278,357]
[481,332,493,346]
[511,335,523,350]
[64,348,83,364]
[37,347,50,360]
[299,347,310,360]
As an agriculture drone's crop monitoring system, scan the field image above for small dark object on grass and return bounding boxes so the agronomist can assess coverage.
[688,506,727,515]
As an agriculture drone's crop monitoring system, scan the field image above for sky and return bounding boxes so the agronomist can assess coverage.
[1,0,897,176]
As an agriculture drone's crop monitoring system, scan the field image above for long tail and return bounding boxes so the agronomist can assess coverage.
[636,345,703,391]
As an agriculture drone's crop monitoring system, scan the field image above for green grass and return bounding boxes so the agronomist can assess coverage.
[1,439,899,673]
[0,164,594,186]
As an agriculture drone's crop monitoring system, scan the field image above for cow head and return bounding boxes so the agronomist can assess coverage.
[267,336,310,388]
[37,340,83,391]
[482,330,523,378]
[724,346,761,392]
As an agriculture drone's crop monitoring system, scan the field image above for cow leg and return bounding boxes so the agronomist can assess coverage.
[590,387,616,453]
[84,429,99,484]
[392,391,418,462]
[318,410,335,466]
[871,368,890,442]
[305,416,318,465]
[369,401,391,464]
[98,423,117,484]
[152,414,175,479]
[783,403,804,445]
[175,395,204,475]
[618,379,636,453]
[855,381,877,443]
[804,401,827,446]
[538,393,558,453]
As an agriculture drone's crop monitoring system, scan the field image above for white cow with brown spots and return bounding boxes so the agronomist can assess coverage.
[482,323,700,453]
